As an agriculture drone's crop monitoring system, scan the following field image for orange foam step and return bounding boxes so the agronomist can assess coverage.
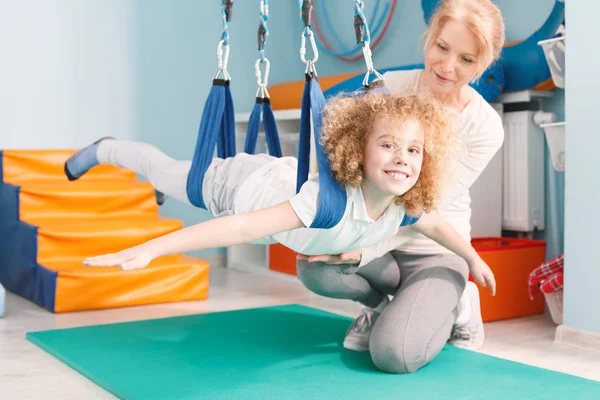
[42,254,210,312]
[1,149,135,185]
[17,181,158,223]
[35,217,183,263]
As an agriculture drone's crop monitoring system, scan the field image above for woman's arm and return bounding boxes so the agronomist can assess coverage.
[408,213,479,262]
[407,213,496,295]
[84,201,304,270]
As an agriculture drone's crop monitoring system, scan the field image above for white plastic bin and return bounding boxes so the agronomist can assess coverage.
[538,34,565,89]
[544,289,563,325]
[540,121,565,172]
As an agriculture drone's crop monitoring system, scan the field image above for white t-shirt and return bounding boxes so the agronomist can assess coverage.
[359,69,505,265]
[232,156,414,256]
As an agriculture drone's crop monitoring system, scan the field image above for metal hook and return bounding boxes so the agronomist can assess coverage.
[360,43,383,87]
[255,58,270,98]
[255,58,270,87]
[214,40,231,81]
[300,29,319,65]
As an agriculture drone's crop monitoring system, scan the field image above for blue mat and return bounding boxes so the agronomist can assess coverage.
[27,304,600,400]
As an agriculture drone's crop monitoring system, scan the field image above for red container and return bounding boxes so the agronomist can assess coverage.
[268,244,297,275]
[471,237,547,322]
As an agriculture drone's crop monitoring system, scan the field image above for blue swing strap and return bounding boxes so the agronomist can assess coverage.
[244,0,282,157]
[244,96,282,157]
[296,1,347,229]
[400,212,422,227]
[186,1,236,209]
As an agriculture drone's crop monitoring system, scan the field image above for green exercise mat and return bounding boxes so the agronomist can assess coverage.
[27,304,600,400]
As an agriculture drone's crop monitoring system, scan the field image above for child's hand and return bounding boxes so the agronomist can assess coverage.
[468,257,496,296]
[83,245,155,271]
[296,249,363,266]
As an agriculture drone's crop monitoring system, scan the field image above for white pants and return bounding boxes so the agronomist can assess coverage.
[96,140,283,217]
[98,140,193,205]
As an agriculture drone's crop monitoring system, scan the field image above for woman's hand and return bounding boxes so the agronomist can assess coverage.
[468,257,496,296]
[83,245,155,271]
[296,249,363,265]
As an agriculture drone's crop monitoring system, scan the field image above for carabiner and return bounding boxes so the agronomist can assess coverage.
[255,58,270,87]
[300,29,319,65]
[255,57,270,98]
[214,40,231,81]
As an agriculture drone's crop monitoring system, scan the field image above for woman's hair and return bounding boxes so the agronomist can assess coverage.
[423,0,505,78]
[320,90,456,216]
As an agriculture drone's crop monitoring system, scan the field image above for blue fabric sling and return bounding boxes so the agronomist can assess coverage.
[186,79,236,209]
[244,97,282,157]
[296,73,347,229]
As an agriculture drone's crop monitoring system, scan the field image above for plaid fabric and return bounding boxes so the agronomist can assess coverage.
[528,254,564,299]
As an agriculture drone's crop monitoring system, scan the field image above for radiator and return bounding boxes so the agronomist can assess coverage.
[501,111,546,232]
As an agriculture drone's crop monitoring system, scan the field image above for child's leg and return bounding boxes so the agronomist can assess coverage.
[97,140,192,204]
[295,252,400,309]
[65,138,193,205]
[368,252,468,374]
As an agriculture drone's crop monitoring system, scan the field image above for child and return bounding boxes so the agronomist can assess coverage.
[65,91,495,294]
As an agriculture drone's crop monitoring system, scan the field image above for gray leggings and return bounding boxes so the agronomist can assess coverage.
[97,139,193,204]
[296,251,469,374]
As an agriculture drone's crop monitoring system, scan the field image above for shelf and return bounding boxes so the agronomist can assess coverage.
[497,90,556,104]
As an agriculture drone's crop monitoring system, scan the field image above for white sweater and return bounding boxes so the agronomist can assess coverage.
[359,69,505,266]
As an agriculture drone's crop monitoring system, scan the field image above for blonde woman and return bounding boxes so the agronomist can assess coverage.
[297,0,506,373]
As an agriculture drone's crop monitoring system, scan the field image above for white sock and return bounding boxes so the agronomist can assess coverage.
[455,289,472,326]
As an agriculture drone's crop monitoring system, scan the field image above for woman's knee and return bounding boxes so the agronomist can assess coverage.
[369,334,430,374]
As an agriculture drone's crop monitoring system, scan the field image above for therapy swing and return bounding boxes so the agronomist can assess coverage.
[186,0,385,229]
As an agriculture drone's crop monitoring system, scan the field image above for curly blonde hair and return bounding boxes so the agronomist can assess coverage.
[320,90,456,216]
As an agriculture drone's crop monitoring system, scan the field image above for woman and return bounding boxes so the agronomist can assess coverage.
[296,0,505,374]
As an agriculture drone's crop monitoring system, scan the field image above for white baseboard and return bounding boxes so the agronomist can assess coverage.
[199,253,226,268]
[555,324,600,352]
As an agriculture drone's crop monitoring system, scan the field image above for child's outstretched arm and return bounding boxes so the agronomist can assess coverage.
[83,201,304,270]
[404,213,496,295]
